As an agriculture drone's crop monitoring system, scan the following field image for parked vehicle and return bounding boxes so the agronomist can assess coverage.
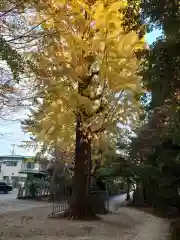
[0,181,12,193]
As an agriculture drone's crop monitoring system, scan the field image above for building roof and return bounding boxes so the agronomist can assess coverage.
[0,155,35,160]
[19,169,48,176]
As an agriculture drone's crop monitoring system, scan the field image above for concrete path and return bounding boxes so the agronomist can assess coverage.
[118,207,170,240]
[109,191,133,211]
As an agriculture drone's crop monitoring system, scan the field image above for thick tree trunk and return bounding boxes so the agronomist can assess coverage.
[65,114,96,220]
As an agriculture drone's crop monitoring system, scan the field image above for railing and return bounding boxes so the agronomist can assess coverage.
[51,198,69,216]
[17,186,50,199]
[48,190,109,218]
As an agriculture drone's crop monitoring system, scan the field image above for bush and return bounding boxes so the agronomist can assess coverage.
[29,181,38,197]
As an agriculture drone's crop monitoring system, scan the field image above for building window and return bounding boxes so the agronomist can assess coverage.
[11,176,19,181]
[19,177,26,182]
[27,162,35,169]
[6,161,18,167]
[3,176,9,181]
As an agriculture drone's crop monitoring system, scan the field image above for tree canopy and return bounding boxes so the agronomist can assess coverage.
[22,0,145,153]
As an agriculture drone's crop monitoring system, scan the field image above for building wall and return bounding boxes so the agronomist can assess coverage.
[0,156,42,183]
[0,159,23,180]
[21,162,40,171]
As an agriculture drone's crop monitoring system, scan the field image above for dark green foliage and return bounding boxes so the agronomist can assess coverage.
[97,167,117,178]
[96,162,129,195]
[29,180,37,197]
[129,0,180,109]
[132,140,180,209]
[0,37,24,81]
[142,38,180,108]
[169,110,180,145]
[129,0,180,34]
[140,0,180,34]
[122,2,145,38]
[170,220,180,240]
[128,0,180,212]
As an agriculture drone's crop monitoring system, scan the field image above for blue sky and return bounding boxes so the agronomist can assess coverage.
[145,28,162,44]
[0,28,162,156]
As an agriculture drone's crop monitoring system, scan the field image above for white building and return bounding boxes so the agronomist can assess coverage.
[0,155,44,184]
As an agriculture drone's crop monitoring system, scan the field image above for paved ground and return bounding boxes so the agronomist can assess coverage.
[109,191,133,211]
[0,190,133,215]
[110,192,133,202]
[0,199,51,215]
[0,191,170,239]
[0,189,18,202]
[0,205,170,240]
[0,189,50,215]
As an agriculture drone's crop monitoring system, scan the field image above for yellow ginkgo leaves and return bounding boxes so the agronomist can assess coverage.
[23,0,145,151]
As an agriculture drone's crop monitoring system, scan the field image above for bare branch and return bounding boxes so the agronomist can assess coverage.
[0,2,23,18]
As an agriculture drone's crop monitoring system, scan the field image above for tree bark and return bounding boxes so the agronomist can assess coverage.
[126,178,131,201]
[65,114,96,220]
[131,182,146,206]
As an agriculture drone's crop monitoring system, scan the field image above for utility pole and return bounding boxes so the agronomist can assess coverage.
[11,144,16,155]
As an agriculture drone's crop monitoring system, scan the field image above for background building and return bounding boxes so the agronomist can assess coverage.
[0,155,44,185]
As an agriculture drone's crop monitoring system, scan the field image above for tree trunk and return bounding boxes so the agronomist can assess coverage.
[131,182,146,206]
[126,178,131,201]
[65,114,96,220]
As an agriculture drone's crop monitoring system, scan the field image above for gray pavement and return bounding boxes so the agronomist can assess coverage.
[0,189,133,215]
[0,189,50,215]
[109,191,133,211]
[0,200,50,215]
[0,188,18,202]
[110,191,133,202]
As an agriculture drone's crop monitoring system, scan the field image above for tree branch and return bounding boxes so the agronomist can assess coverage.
[0,3,23,18]
[90,90,124,135]
[80,70,99,90]
[82,81,108,101]
[92,126,106,134]
[106,90,124,121]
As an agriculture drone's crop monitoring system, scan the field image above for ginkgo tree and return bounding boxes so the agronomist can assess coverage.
[22,0,145,219]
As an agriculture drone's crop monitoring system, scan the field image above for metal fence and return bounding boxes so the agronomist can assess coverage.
[17,186,50,199]
[48,190,109,217]
[51,198,68,215]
